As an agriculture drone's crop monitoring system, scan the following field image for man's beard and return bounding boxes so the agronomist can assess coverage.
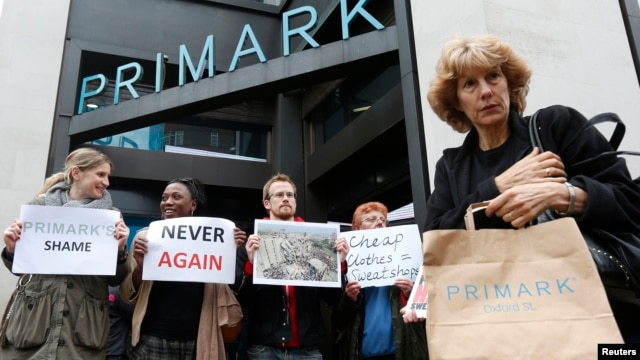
[272,205,294,220]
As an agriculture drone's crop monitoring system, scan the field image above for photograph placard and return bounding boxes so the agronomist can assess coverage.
[253,220,341,288]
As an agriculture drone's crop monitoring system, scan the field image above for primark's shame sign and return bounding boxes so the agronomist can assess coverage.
[77,0,385,114]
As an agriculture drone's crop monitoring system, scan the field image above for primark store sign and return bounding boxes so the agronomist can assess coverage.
[77,0,385,114]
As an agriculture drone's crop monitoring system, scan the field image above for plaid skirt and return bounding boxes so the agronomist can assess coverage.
[128,334,197,360]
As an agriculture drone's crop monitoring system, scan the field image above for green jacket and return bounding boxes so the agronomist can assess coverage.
[333,285,428,360]
[0,196,129,359]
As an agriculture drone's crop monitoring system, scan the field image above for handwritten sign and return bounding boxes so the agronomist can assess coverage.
[254,220,341,288]
[343,224,422,287]
[142,217,236,283]
[13,205,121,275]
[405,266,428,319]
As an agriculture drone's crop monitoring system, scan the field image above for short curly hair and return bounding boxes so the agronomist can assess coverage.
[427,34,531,133]
[352,201,388,229]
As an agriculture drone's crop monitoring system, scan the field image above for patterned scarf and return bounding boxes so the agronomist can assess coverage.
[44,181,113,209]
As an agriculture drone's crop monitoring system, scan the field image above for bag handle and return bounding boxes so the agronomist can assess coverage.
[528,110,544,151]
[464,202,491,230]
[587,112,625,151]
[529,110,640,171]
[571,112,640,166]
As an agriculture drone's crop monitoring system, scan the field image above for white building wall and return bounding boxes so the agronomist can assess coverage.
[0,0,70,306]
[411,0,640,189]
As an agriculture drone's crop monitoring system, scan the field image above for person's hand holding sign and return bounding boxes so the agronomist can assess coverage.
[394,278,414,298]
[335,236,349,263]
[3,219,22,255]
[131,232,149,290]
[345,281,361,302]
[234,227,247,249]
[114,219,129,252]
[245,234,261,263]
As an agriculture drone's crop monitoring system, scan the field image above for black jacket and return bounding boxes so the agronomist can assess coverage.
[233,238,343,347]
[425,105,640,233]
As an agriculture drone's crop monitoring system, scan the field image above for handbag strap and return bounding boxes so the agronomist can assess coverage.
[528,109,640,171]
[572,112,640,167]
[528,110,544,151]
[586,112,625,151]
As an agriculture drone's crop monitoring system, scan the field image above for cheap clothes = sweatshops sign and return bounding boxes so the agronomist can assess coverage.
[77,0,385,114]
[343,224,422,287]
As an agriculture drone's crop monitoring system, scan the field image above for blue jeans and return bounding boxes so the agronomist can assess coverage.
[247,345,322,360]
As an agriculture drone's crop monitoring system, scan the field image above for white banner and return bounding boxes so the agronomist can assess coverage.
[13,205,121,275]
[405,266,428,318]
[142,217,237,283]
[343,224,422,287]
[253,220,341,288]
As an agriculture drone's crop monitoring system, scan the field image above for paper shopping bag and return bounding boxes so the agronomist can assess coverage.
[423,205,622,360]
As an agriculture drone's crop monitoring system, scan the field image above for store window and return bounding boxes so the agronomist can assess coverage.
[87,117,269,162]
[79,51,271,162]
[316,64,401,143]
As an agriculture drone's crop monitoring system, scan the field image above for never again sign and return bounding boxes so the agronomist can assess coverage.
[142,217,237,283]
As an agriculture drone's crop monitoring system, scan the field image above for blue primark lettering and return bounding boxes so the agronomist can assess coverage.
[340,0,384,40]
[446,278,575,300]
[76,0,385,114]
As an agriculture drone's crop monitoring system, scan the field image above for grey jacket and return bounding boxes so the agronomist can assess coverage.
[0,196,129,359]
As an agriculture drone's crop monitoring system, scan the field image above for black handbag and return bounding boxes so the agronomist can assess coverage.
[529,110,640,299]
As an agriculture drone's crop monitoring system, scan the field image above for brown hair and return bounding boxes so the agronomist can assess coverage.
[352,201,388,229]
[37,148,113,195]
[262,173,297,201]
[427,34,532,133]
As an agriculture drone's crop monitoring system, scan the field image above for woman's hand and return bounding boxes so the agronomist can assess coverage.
[345,280,361,302]
[335,236,349,262]
[245,234,261,263]
[133,234,149,269]
[494,148,567,193]
[400,305,425,323]
[114,219,129,252]
[394,278,414,298]
[3,219,22,254]
[234,227,247,249]
[486,182,571,228]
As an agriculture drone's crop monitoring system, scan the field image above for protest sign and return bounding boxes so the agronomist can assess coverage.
[13,205,121,275]
[405,266,428,318]
[343,224,422,287]
[142,217,236,283]
[254,220,340,288]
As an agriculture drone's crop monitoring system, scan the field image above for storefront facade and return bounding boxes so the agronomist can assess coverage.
[1,0,640,329]
[51,0,427,236]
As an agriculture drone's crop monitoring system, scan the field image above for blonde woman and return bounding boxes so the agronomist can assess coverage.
[1,147,130,359]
